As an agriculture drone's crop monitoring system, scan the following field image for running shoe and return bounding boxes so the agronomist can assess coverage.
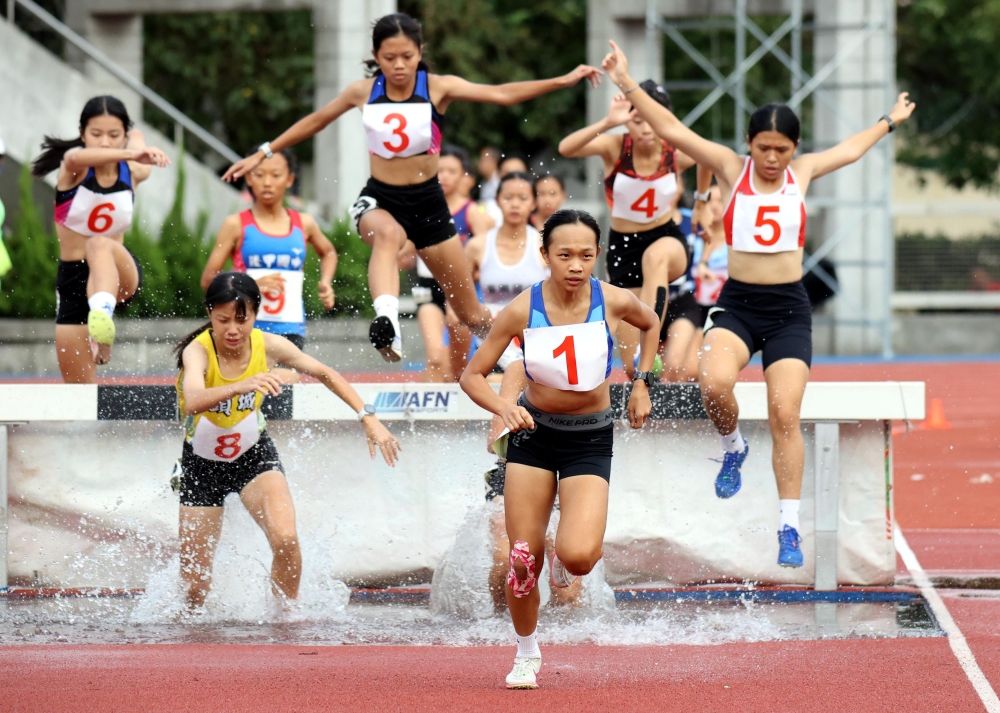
[506,656,542,690]
[714,442,749,499]
[777,525,804,568]
[87,309,115,345]
[549,552,578,589]
[369,316,402,362]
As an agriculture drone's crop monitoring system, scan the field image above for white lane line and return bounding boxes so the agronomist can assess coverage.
[895,525,1000,712]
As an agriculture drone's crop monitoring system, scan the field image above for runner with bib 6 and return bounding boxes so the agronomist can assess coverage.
[223,12,603,364]
[174,272,400,612]
[460,209,659,689]
[602,40,915,567]
[31,96,170,382]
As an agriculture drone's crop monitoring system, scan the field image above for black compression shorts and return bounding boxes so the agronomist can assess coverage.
[55,248,143,325]
[607,220,691,289]
[350,176,457,250]
[179,430,285,507]
[660,290,705,341]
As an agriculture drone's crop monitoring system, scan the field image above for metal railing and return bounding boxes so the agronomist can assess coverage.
[9,0,241,165]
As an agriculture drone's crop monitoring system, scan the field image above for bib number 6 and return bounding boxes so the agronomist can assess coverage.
[214,433,242,459]
[382,113,410,153]
[88,203,116,234]
[754,206,781,246]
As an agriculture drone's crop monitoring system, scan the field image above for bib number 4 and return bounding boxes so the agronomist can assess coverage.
[552,335,579,386]
[754,206,781,246]
[630,189,659,221]
[88,203,116,234]
[382,113,410,153]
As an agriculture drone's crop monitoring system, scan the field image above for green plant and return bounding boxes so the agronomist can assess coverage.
[304,218,373,319]
[0,162,58,318]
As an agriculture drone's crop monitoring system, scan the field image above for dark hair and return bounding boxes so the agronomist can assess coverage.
[32,95,132,177]
[498,171,536,197]
[498,153,529,173]
[364,13,430,76]
[534,173,565,192]
[638,80,672,111]
[540,209,601,250]
[174,272,262,369]
[242,147,298,200]
[440,144,471,173]
[747,103,801,144]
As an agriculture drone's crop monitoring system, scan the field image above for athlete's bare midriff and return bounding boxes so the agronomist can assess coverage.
[524,380,612,417]
[609,211,676,236]
[727,248,804,285]
[56,225,126,262]
[369,153,440,186]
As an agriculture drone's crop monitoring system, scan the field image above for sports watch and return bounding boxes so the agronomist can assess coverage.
[633,370,656,388]
[259,141,274,159]
[693,190,711,203]
[357,404,376,420]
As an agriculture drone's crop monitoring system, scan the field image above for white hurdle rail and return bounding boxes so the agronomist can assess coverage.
[0,382,924,592]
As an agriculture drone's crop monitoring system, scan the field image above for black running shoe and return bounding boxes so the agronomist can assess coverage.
[369,316,402,362]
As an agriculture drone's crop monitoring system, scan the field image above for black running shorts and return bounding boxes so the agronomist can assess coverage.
[660,290,705,341]
[55,248,143,325]
[350,176,457,250]
[179,430,285,507]
[607,220,691,289]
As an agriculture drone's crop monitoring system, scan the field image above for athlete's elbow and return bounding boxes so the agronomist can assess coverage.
[557,140,575,158]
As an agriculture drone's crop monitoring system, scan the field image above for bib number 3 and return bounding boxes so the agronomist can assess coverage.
[383,113,410,153]
[552,335,579,386]
[88,203,116,234]
[215,433,242,459]
[754,206,781,246]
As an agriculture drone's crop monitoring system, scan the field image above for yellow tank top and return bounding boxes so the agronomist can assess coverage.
[176,328,268,455]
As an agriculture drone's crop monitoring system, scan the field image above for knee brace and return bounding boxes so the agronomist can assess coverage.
[507,540,538,598]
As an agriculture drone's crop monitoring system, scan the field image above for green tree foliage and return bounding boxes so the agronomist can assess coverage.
[897,0,1000,189]
[143,11,315,163]
[304,219,374,319]
[0,163,58,318]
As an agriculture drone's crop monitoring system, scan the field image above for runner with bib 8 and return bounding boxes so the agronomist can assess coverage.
[602,40,916,568]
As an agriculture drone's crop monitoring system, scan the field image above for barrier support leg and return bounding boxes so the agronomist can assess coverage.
[814,422,840,591]
[0,425,7,592]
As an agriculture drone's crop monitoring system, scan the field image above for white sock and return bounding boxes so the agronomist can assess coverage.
[515,631,540,659]
[779,499,800,530]
[720,426,746,454]
[372,294,400,338]
[88,291,116,319]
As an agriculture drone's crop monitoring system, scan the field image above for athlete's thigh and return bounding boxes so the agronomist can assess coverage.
[503,463,557,550]
[239,470,297,537]
[418,236,478,297]
[763,358,810,416]
[179,506,224,560]
[554,475,609,553]
[642,236,690,284]
[417,303,447,350]
[109,241,139,299]
[55,324,95,383]
[699,326,751,386]
[357,208,407,249]
[664,317,696,362]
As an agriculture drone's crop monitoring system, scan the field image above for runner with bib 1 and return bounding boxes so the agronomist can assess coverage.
[460,209,659,690]
[558,80,698,379]
[603,39,916,569]
[174,272,400,612]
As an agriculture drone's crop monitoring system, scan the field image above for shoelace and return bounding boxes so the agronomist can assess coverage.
[779,529,800,550]
[511,659,537,678]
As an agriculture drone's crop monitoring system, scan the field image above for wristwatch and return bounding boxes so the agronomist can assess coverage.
[880,115,896,133]
[694,190,711,203]
[259,141,274,159]
[357,404,376,421]
[633,370,656,388]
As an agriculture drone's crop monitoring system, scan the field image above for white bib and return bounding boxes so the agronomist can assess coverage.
[362,103,432,159]
[523,320,609,392]
[246,269,304,324]
[695,270,727,306]
[62,184,133,237]
[190,410,261,462]
[729,192,802,253]
[611,172,677,224]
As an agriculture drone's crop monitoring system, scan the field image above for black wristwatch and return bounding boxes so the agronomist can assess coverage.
[633,370,656,388]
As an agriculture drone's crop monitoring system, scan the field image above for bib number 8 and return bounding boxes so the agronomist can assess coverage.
[630,188,659,220]
[88,203,115,233]
[214,433,242,459]
[553,335,579,386]
[382,113,410,153]
[754,206,781,246]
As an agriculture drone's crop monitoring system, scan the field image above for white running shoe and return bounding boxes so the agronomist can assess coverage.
[506,656,542,689]
[550,552,578,589]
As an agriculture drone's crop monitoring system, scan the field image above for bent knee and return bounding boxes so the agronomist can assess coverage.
[556,546,603,576]
[85,235,113,254]
[769,407,802,435]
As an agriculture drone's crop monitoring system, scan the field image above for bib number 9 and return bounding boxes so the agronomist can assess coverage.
[383,113,410,153]
[552,335,579,386]
[88,203,115,234]
[630,189,659,220]
[262,288,286,316]
[754,206,781,246]
[214,433,242,459]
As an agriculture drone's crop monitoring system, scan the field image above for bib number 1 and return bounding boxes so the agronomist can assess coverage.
[754,206,781,246]
[88,203,115,234]
[630,189,659,221]
[383,113,410,153]
[552,335,578,386]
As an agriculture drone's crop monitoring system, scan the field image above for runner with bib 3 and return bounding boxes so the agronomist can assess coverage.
[174,272,399,613]
[603,40,916,568]
[558,81,698,379]
[460,209,659,690]
[224,12,603,364]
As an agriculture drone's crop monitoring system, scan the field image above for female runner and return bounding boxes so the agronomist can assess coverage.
[174,272,399,610]
[603,41,915,566]
[201,148,338,355]
[31,95,169,382]
[413,145,493,381]
[558,83,695,375]
[530,174,567,231]
[223,12,602,363]
[460,209,658,689]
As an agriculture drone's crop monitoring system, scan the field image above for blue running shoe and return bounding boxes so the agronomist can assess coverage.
[777,525,804,568]
[714,443,748,499]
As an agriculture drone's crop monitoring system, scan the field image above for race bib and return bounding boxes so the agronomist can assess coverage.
[62,184,133,237]
[362,103,432,159]
[246,269,304,324]
[191,410,261,462]
[611,172,677,224]
[695,272,727,306]
[523,320,609,392]
[729,192,803,253]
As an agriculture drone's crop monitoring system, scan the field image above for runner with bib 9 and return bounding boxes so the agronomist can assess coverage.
[174,272,400,612]
[460,209,659,689]
[602,40,915,567]
[223,12,603,364]
[31,96,170,382]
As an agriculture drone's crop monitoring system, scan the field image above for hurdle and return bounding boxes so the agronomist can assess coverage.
[0,382,924,593]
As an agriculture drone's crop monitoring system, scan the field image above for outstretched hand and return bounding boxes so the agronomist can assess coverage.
[602,40,631,88]
[363,417,401,467]
[888,92,916,126]
[222,152,264,183]
[563,64,604,89]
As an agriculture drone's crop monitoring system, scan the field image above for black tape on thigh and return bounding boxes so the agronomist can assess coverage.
[655,287,667,320]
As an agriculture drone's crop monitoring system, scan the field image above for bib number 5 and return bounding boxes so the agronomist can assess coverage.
[553,335,579,386]
[88,203,115,234]
[383,113,410,153]
[754,206,781,246]
[214,433,242,460]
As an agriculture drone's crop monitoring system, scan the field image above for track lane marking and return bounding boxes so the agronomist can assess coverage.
[896,525,1000,712]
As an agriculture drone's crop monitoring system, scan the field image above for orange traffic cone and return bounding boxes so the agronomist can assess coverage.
[922,398,952,430]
